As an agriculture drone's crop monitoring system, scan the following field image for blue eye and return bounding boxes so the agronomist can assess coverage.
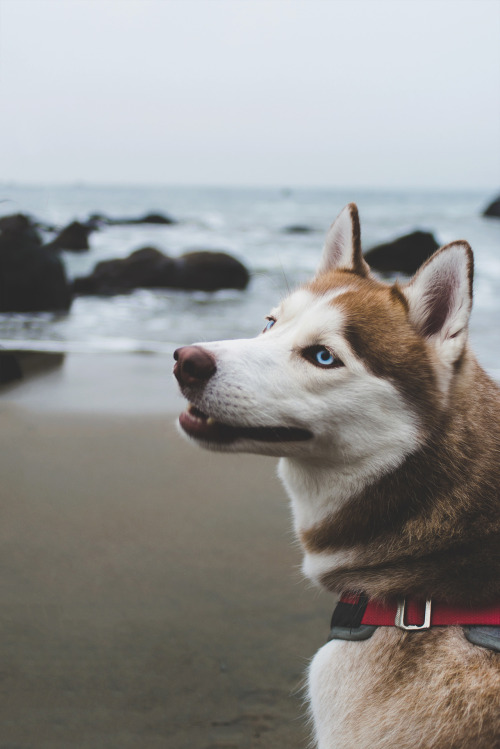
[303,345,344,369]
[316,348,334,366]
[263,318,276,332]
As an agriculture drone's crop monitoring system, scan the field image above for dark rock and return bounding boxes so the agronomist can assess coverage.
[363,231,440,275]
[0,352,23,384]
[73,248,249,295]
[0,215,72,312]
[170,251,249,291]
[0,213,42,243]
[283,224,315,234]
[0,351,65,386]
[483,196,500,218]
[135,213,175,225]
[0,212,59,234]
[45,220,92,252]
[73,247,175,295]
[88,212,176,226]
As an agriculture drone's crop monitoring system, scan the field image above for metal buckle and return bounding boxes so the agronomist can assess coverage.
[395,598,432,630]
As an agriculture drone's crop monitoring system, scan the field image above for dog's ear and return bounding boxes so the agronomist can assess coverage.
[402,241,473,361]
[317,203,370,277]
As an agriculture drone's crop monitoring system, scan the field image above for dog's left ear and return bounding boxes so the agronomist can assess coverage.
[317,203,370,277]
[402,241,473,362]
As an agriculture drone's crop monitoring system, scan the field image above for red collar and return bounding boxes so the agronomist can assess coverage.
[339,593,500,630]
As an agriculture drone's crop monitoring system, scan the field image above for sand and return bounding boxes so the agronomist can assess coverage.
[0,354,332,748]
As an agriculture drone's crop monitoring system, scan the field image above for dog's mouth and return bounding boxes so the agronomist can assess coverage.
[179,404,313,444]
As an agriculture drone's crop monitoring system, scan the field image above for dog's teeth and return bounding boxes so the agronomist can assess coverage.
[187,403,195,414]
[206,417,215,425]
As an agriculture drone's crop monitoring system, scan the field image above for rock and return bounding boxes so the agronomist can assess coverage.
[483,196,500,218]
[0,212,58,235]
[72,247,175,295]
[45,220,93,252]
[88,211,176,226]
[282,224,315,234]
[0,352,23,385]
[73,248,249,295]
[170,251,249,291]
[0,213,41,242]
[363,231,440,275]
[0,214,72,312]
[0,350,65,386]
[135,213,175,225]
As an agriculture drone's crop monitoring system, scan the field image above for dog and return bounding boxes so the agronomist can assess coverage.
[173,204,500,748]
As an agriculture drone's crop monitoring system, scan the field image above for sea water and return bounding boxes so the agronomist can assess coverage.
[0,184,498,373]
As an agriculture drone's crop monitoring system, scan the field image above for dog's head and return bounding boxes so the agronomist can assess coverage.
[174,204,473,468]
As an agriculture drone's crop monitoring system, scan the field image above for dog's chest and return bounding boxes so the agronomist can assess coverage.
[308,634,393,749]
[307,627,500,749]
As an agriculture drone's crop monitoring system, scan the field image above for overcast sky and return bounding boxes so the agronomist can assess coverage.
[0,0,499,188]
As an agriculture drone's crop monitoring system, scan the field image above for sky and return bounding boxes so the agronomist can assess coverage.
[0,0,499,189]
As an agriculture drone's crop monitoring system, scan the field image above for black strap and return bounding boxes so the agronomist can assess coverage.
[330,594,369,630]
[464,626,500,653]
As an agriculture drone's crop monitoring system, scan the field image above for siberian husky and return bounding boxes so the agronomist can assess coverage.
[174,204,500,748]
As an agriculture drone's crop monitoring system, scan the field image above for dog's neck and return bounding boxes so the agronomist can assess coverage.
[280,358,500,605]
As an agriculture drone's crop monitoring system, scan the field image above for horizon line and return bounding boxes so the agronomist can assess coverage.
[0,180,497,194]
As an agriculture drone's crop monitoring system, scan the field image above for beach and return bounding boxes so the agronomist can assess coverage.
[0,353,331,748]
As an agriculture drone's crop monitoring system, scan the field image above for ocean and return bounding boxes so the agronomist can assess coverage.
[0,184,499,373]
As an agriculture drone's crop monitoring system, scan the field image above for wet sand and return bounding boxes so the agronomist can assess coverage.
[0,354,331,748]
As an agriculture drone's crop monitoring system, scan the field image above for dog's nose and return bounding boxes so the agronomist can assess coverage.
[173,346,217,387]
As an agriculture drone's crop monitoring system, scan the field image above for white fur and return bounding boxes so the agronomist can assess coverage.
[301,548,361,585]
[186,290,420,473]
[308,639,354,749]
[278,370,419,535]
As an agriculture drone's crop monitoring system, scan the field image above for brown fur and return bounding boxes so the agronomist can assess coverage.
[301,269,500,605]
[312,627,500,748]
[345,204,367,277]
[303,246,499,747]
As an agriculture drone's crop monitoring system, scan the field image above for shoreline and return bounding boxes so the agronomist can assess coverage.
[0,351,185,414]
[0,353,331,748]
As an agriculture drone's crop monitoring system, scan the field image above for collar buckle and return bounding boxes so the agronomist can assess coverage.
[395,598,432,630]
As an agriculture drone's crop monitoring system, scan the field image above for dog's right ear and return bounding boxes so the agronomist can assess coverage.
[317,203,370,277]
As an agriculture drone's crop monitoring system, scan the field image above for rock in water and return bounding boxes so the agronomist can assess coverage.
[45,220,93,252]
[363,231,440,274]
[0,213,38,236]
[72,248,175,295]
[282,224,315,234]
[0,350,65,385]
[0,214,72,312]
[169,251,250,291]
[0,352,23,385]
[483,196,500,218]
[88,212,176,226]
[73,248,250,295]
